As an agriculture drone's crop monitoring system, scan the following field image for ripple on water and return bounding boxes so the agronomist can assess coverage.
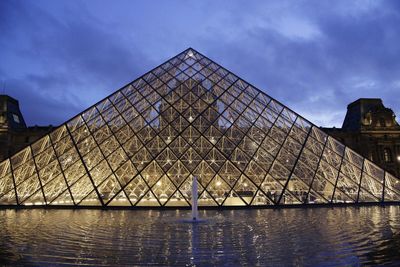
[0,207,400,266]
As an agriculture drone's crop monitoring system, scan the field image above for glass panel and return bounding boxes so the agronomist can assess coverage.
[384,173,400,201]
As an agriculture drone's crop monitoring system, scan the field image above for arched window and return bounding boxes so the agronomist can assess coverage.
[379,117,386,127]
[383,148,392,162]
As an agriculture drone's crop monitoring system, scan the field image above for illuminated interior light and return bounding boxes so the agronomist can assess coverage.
[216,181,222,186]
[157,181,162,186]
[244,183,248,187]
[397,155,400,161]
[188,116,194,122]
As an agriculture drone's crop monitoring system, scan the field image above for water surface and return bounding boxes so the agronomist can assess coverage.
[1,206,400,266]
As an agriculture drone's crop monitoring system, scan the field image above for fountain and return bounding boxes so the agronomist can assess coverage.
[192,176,199,221]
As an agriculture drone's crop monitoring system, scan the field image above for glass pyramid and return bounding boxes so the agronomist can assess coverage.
[1,48,400,207]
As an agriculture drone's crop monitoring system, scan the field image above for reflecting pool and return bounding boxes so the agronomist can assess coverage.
[1,206,400,266]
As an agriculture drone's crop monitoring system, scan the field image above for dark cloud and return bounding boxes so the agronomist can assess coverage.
[1,0,400,127]
[0,0,153,125]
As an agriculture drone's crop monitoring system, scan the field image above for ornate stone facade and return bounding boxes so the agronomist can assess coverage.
[0,95,53,161]
[322,98,400,177]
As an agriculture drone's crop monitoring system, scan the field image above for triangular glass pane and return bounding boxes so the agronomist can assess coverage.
[207,175,231,205]
[108,192,131,206]
[332,187,355,204]
[307,189,329,204]
[251,190,274,206]
[136,190,160,207]
[219,161,242,187]
[155,148,178,172]
[181,148,202,172]
[278,189,302,205]
[222,190,247,206]
[384,173,400,201]
[192,161,216,188]
[166,161,190,187]
[146,136,167,158]
[0,173,15,202]
[260,175,284,204]
[164,190,190,207]
[42,173,70,204]
[50,189,74,205]
[131,147,152,171]
[21,188,45,206]
[230,147,251,171]
[215,136,236,158]
[281,173,311,204]
[169,136,189,158]
[358,185,380,202]
[123,174,150,205]
[151,175,177,205]
[115,161,137,188]
[106,147,128,171]
[332,173,358,203]
[360,173,383,201]
[205,148,226,172]
[16,173,41,204]
[292,161,315,187]
[141,161,164,187]
[123,135,143,157]
[78,190,102,206]
[63,160,87,186]
[309,174,335,203]
[253,148,274,172]
[232,175,258,205]
[97,174,122,204]
[89,160,111,187]
[0,189,17,205]
[198,190,219,206]
[69,175,97,205]
[244,160,267,187]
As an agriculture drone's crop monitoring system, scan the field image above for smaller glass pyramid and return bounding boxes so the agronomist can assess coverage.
[0,48,399,207]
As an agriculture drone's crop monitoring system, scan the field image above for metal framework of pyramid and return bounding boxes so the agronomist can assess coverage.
[1,48,400,207]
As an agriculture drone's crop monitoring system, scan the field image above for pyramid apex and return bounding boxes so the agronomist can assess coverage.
[183,48,197,60]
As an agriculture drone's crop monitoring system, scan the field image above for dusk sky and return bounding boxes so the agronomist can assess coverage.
[1,0,400,128]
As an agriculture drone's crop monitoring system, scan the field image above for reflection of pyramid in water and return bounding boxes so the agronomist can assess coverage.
[1,48,400,207]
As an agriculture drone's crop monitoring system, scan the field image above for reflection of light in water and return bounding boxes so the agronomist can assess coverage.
[0,207,399,265]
